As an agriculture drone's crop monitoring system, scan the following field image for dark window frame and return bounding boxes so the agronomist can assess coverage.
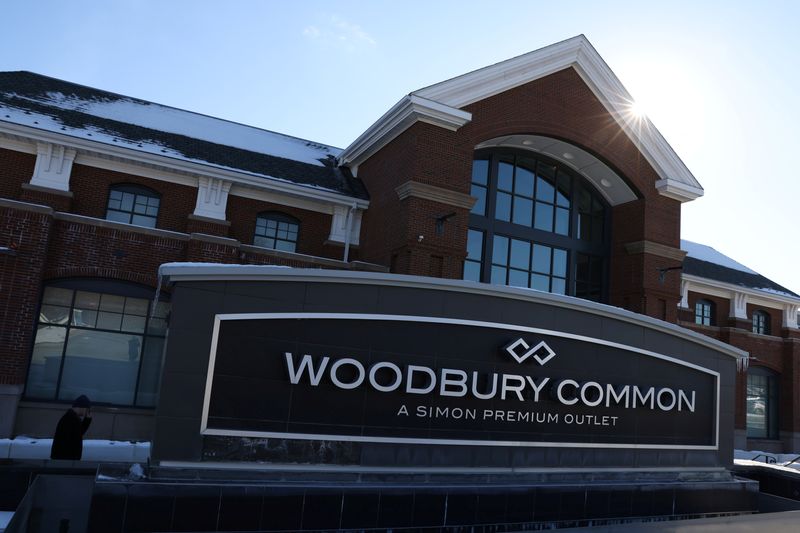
[752,310,771,335]
[105,183,161,228]
[465,148,611,302]
[694,299,714,326]
[253,211,300,253]
[23,279,170,408]
[746,366,779,440]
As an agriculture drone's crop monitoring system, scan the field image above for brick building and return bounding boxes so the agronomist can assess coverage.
[0,35,797,451]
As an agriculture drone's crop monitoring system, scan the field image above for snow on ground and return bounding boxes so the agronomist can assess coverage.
[0,511,13,531]
[0,437,150,462]
[734,449,800,474]
[681,240,758,274]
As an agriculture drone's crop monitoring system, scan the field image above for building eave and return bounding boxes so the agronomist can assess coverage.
[336,95,472,175]
[341,35,703,202]
[682,273,800,309]
[0,120,369,209]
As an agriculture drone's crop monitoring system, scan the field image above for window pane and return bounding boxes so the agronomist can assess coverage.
[275,240,297,253]
[466,230,483,261]
[551,277,566,295]
[552,249,567,277]
[556,175,571,207]
[253,236,275,249]
[531,273,550,292]
[100,294,125,313]
[43,287,73,306]
[536,174,555,202]
[122,315,146,334]
[124,298,149,316]
[498,159,514,191]
[106,210,131,224]
[131,214,157,228]
[515,164,535,197]
[508,269,528,288]
[40,305,70,325]
[495,192,511,222]
[25,325,66,399]
[470,185,486,215]
[534,202,553,232]
[492,236,509,265]
[509,239,530,270]
[490,266,507,285]
[58,330,141,405]
[136,337,165,407]
[471,159,489,186]
[578,213,591,241]
[555,207,570,236]
[120,192,135,212]
[532,244,551,274]
[463,261,481,282]
[75,291,100,310]
[512,197,532,226]
[71,309,97,328]
[96,311,123,331]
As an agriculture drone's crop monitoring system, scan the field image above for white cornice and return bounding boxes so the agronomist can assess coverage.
[342,35,703,203]
[0,121,369,210]
[682,273,800,310]
[336,95,472,175]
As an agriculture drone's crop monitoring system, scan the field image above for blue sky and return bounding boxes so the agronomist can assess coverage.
[2,1,798,294]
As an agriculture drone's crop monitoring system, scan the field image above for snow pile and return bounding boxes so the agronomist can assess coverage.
[734,449,800,474]
[0,437,150,462]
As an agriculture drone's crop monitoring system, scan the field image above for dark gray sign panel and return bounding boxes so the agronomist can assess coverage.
[201,313,719,449]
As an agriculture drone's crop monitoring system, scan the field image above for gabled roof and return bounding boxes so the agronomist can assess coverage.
[339,35,703,203]
[0,71,368,200]
[682,240,798,299]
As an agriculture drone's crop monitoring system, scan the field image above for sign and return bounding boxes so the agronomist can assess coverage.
[201,313,718,449]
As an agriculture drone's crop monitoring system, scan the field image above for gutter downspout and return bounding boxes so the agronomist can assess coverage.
[343,202,357,263]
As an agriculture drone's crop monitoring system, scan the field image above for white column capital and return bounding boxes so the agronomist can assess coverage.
[730,292,748,320]
[328,205,362,245]
[783,304,799,329]
[679,280,690,308]
[30,142,76,191]
[193,177,232,221]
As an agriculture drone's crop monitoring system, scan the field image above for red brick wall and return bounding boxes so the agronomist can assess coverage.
[0,148,35,200]
[357,67,683,313]
[0,204,52,384]
[227,195,346,261]
[69,164,197,233]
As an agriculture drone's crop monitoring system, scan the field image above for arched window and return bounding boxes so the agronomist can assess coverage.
[464,150,609,301]
[694,299,714,326]
[105,184,160,228]
[746,366,779,439]
[752,310,770,335]
[254,212,300,253]
[24,280,169,407]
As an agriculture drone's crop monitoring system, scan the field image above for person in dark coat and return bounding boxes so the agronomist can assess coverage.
[50,395,92,460]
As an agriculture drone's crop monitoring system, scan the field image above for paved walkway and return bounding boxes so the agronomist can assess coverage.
[556,511,800,532]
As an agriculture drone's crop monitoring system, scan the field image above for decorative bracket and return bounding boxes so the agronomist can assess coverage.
[193,177,232,221]
[30,142,76,191]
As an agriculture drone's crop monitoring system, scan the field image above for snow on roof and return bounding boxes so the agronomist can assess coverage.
[0,72,368,200]
[7,90,339,167]
[681,240,757,274]
[682,239,799,299]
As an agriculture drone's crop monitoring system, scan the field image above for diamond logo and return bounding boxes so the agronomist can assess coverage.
[504,338,556,366]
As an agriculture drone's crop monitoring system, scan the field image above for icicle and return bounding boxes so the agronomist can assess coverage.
[149,266,164,328]
[737,355,750,372]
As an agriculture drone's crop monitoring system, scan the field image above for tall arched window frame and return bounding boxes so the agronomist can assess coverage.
[464,149,610,302]
[105,184,161,228]
[254,212,300,253]
[24,279,170,408]
[746,366,779,440]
